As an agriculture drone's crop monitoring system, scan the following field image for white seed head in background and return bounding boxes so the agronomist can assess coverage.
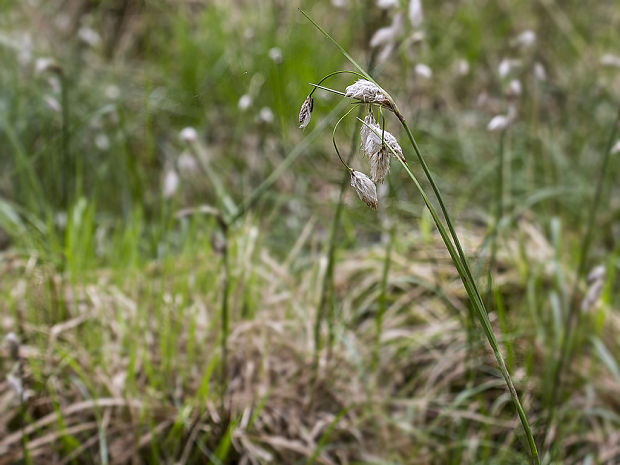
[350,170,378,210]
[4,332,19,360]
[78,26,101,47]
[377,0,398,8]
[456,58,470,76]
[331,0,348,7]
[298,95,313,129]
[179,127,198,144]
[345,79,393,110]
[487,114,512,132]
[512,30,536,48]
[534,62,547,81]
[177,151,199,176]
[268,47,283,64]
[507,79,522,97]
[238,94,252,111]
[408,0,424,29]
[415,63,433,79]
[370,14,403,63]
[105,84,120,100]
[581,265,606,313]
[7,374,24,397]
[600,53,620,68]
[611,139,620,155]
[498,58,521,78]
[95,133,110,151]
[259,107,274,124]
[35,57,62,75]
[163,169,180,199]
[587,265,606,283]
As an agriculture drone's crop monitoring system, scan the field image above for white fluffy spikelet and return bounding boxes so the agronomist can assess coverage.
[370,150,390,184]
[298,95,313,129]
[350,170,378,210]
[345,80,394,110]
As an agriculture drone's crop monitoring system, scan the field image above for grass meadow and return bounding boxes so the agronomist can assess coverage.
[1,0,619,463]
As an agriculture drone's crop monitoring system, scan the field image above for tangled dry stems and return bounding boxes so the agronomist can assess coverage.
[0,220,618,464]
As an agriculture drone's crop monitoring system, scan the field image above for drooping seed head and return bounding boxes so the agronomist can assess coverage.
[361,118,403,165]
[345,79,395,111]
[370,150,390,184]
[350,170,378,210]
[298,95,313,129]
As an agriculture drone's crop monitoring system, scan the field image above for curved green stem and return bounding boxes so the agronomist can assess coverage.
[332,107,357,171]
[309,70,367,98]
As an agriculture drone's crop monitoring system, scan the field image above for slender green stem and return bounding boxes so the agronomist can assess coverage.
[543,108,620,447]
[394,123,539,464]
[219,226,230,415]
[487,131,506,307]
[365,118,539,463]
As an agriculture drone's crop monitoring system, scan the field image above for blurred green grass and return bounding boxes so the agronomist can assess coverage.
[0,0,619,463]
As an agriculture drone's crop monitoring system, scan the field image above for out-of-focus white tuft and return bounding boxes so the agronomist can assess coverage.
[415,63,433,79]
[601,53,620,68]
[377,0,398,8]
[498,58,521,78]
[370,14,403,63]
[408,0,424,29]
[259,107,274,124]
[534,62,547,81]
[268,47,283,64]
[512,30,536,48]
[180,127,198,143]
[163,169,180,199]
[238,94,252,111]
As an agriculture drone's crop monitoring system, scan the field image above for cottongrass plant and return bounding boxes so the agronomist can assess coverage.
[298,10,540,464]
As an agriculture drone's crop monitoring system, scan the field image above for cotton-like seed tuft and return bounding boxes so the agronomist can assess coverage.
[345,80,394,111]
[298,95,313,129]
[350,170,378,210]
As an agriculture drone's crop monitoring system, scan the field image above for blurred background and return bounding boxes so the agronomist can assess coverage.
[0,0,619,463]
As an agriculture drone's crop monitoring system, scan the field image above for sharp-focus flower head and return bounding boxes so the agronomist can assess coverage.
[298,95,314,129]
[350,170,378,210]
[345,79,395,111]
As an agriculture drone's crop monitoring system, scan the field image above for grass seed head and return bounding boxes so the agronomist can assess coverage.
[370,150,390,184]
[350,170,378,210]
[345,79,395,111]
[298,95,313,129]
